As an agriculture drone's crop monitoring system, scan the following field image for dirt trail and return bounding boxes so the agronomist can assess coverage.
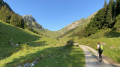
[79,45,114,67]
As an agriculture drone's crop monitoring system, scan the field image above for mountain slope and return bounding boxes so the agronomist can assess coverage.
[84,0,120,37]
[22,15,44,30]
[59,11,97,35]
[0,20,84,67]
[0,20,58,66]
[58,12,97,39]
[58,18,85,35]
[22,15,60,39]
[0,0,25,28]
[0,20,41,60]
[59,0,120,64]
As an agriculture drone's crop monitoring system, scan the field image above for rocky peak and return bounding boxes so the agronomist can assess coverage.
[22,15,36,22]
[22,15,44,30]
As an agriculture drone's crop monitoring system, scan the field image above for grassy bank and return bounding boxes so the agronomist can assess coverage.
[75,29,120,63]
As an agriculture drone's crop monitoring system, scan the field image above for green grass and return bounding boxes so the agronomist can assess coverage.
[34,45,85,67]
[39,29,60,39]
[75,29,120,63]
[0,44,85,67]
[0,20,85,67]
[0,20,56,66]
[60,17,120,63]
[0,20,38,60]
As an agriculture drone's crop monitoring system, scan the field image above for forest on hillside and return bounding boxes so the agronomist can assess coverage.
[57,0,120,39]
[0,0,42,35]
[1,0,120,39]
[0,0,25,28]
[85,0,120,37]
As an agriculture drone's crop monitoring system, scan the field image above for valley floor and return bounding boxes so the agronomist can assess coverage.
[34,45,85,67]
[0,21,85,67]
[0,45,85,67]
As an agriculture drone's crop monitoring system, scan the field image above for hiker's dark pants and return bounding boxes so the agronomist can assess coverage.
[98,50,103,58]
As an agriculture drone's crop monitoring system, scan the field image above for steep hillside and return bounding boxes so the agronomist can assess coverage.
[22,15,44,30]
[59,11,97,35]
[58,12,97,39]
[0,0,25,28]
[84,0,120,37]
[59,18,85,34]
[0,0,12,11]
[0,20,57,58]
[0,20,58,66]
[59,0,120,63]
[22,15,60,39]
[0,20,84,67]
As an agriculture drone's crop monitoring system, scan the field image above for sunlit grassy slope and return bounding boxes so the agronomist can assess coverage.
[0,20,85,67]
[58,10,120,63]
[61,27,120,63]
[58,15,91,44]
[0,20,57,66]
[75,29,120,63]
[40,29,60,39]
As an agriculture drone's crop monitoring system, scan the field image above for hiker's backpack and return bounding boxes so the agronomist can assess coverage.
[99,45,103,51]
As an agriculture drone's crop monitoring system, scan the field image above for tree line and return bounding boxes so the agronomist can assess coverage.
[57,0,120,38]
[0,0,25,28]
[0,0,42,35]
[84,0,120,37]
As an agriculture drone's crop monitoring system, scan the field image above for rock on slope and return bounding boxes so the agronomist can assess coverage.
[22,15,44,30]
[58,12,97,35]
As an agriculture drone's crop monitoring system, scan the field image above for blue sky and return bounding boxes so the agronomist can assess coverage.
[3,0,109,31]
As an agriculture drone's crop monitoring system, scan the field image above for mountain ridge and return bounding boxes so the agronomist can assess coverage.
[58,11,97,37]
[22,15,44,30]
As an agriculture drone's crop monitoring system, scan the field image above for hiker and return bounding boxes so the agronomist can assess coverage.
[97,41,103,62]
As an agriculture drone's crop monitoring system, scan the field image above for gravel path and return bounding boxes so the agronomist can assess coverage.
[79,45,114,67]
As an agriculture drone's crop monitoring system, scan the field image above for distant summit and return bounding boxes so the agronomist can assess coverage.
[22,15,44,30]
[22,15,36,22]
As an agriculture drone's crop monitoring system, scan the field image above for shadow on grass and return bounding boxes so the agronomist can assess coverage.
[104,30,120,38]
[0,21,53,65]
[0,21,43,60]
[0,35,44,60]
[4,45,85,67]
[27,40,48,47]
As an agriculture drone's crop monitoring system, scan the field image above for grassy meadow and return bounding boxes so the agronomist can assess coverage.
[74,29,120,63]
[0,20,85,67]
[59,17,120,63]
[34,45,85,67]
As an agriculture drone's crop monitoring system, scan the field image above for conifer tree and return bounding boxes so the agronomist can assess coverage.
[102,0,108,28]
[106,0,114,28]
[103,0,108,12]
[0,0,25,29]
[114,0,120,17]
